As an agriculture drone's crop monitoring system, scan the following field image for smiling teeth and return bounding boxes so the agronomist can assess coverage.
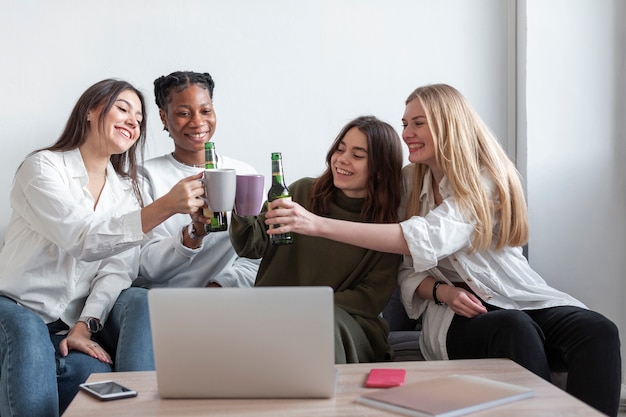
[189,133,206,138]
[117,128,130,139]
[336,168,352,176]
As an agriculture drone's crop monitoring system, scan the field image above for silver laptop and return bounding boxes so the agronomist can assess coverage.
[147,286,336,399]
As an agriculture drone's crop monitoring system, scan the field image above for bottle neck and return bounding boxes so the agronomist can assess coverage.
[205,149,217,169]
[271,161,286,185]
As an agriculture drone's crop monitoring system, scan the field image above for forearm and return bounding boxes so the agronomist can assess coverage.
[140,196,176,234]
[139,235,199,284]
[316,217,411,255]
[229,213,269,258]
[415,276,437,300]
[209,257,260,288]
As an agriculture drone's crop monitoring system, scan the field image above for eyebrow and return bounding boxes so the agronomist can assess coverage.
[411,115,426,121]
[116,98,143,119]
[339,140,368,153]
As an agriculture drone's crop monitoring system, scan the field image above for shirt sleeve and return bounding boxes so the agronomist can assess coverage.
[229,211,270,259]
[208,256,260,288]
[13,153,145,262]
[78,247,139,324]
[399,196,475,273]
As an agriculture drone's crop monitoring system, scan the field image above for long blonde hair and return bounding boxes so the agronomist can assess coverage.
[404,84,528,251]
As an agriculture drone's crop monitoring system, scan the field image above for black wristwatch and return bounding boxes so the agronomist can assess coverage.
[79,317,103,333]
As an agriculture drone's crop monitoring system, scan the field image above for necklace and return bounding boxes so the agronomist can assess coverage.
[171,152,205,168]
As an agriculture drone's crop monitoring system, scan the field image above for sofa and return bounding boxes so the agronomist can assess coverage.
[382,285,424,362]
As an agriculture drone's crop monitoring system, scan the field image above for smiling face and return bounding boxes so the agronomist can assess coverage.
[402,98,438,170]
[87,89,143,156]
[330,127,369,198]
[160,83,216,158]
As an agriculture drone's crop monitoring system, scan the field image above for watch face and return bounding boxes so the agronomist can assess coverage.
[87,318,101,333]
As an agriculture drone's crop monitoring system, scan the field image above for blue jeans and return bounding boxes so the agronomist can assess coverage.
[0,287,154,417]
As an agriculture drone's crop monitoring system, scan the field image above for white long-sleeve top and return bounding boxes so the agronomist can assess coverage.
[0,149,146,326]
[135,152,260,288]
[397,165,586,361]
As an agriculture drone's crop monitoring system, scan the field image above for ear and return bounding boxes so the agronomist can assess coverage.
[159,109,168,131]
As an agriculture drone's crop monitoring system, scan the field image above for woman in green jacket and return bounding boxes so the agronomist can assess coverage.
[230,115,403,363]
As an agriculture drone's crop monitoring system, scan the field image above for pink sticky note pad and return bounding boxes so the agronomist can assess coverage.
[365,368,407,388]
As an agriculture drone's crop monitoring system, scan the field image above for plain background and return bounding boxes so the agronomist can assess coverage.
[1,0,624,372]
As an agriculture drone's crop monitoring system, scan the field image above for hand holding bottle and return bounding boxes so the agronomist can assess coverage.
[267,152,294,245]
[264,198,322,238]
[203,141,230,232]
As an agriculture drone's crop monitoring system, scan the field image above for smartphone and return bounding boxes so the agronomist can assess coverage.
[79,380,138,401]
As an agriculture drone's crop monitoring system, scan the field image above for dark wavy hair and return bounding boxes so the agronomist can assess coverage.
[153,71,215,110]
[40,79,147,205]
[310,116,403,223]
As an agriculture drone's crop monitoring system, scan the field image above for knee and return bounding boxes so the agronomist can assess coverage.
[0,307,52,358]
[60,353,112,384]
[590,314,619,339]
[0,302,47,335]
[112,287,149,318]
[490,311,544,343]
[115,287,149,307]
[581,312,620,348]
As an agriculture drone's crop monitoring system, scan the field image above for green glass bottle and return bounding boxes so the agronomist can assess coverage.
[204,142,228,232]
[267,152,294,245]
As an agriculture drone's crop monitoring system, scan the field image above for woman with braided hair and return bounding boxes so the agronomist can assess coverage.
[134,71,260,289]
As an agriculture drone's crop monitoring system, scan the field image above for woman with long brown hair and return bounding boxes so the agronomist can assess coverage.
[231,115,404,363]
[0,79,204,416]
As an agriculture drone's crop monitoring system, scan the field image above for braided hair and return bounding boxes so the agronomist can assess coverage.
[153,71,215,110]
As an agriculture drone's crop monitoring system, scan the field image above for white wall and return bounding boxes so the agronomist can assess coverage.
[523,0,626,370]
[0,0,513,239]
[2,0,623,371]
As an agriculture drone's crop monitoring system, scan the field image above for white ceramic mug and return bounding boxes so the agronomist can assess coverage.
[203,169,237,212]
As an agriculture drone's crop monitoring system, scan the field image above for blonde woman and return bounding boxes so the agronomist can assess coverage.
[264,84,621,417]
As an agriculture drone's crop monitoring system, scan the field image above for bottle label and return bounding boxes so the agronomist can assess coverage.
[268,196,291,230]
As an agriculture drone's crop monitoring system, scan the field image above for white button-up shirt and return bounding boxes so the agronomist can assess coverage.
[0,149,146,326]
[397,166,586,360]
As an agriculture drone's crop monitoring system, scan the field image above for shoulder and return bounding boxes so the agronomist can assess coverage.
[142,154,173,170]
[475,168,498,200]
[19,149,79,177]
[218,154,258,174]
[287,178,316,207]
[289,177,315,192]
[140,154,196,181]
[401,164,415,187]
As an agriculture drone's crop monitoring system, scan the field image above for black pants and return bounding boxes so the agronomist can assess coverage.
[446,305,621,417]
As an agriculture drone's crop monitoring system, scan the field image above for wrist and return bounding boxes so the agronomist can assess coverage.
[78,316,102,333]
[432,280,447,305]
[187,222,209,239]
